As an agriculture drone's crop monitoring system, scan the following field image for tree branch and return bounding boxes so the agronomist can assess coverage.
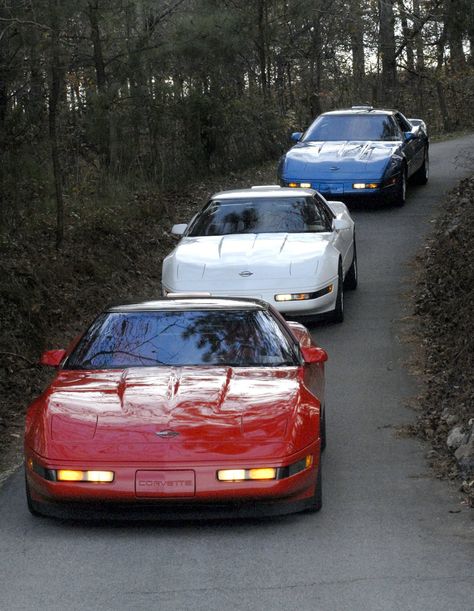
[145,0,188,34]
[0,16,50,30]
[393,1,443,61]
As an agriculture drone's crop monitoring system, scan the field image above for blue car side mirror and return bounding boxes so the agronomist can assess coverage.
[404,131,416,141]
[291,132,303,142]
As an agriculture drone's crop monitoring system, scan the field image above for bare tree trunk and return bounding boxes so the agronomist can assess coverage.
[257,0,268,95]
[412,0,425,72]
[445,0,466,70]
[88,1,106,93]
[0,5,9,151]
[28,28,45,126]
[469,2,474,66]
[436,80,453,131]
[378,0,397,105]
[433,14,453,131]
[88,0,111,167]
[436,20,448,70]
[397,0,414,72]
[283,61,293,110]
[48,0,64,250]
[275,52,286,113]
[307,4,323,118]
[0,55,7,148]
[350,0,365,102]
[412,0,425,116]
[125,2,141,152]
[0,56,7,222]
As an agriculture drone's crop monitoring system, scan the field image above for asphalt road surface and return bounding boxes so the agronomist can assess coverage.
[1,135,474,611]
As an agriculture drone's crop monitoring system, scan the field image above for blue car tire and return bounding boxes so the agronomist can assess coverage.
[412,148,429,185]
[393,169,407,207]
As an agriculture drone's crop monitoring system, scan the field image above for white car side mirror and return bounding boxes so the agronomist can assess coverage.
[171,223,187,236]
[333,218,350,231]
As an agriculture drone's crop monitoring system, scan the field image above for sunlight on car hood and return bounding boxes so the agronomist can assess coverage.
[284,140,398,179]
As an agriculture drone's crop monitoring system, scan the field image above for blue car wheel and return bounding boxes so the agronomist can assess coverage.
[393,170,407,207]
[412,148,429,185]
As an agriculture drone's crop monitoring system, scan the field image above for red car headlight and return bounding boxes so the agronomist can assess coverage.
[27,460,114,484]
[56,470,115,483]
[217,455,313,482]
[217,468,276,482]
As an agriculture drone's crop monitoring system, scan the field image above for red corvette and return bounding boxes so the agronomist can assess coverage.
[24,297,327,519]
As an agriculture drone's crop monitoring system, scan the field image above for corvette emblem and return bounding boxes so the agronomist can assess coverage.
[330,166,340,171]
[155,430,180,438]
[239,271,253,277]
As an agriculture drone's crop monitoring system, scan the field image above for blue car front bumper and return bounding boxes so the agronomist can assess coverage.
[280,178,397,199]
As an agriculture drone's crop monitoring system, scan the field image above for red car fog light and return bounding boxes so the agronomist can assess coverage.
[57,470,84,482]
[56,470,114,483]
[86,471,115,483]
[248,468,277,480]
[217,469,246,482]
[217,457,314,483]
[217,468,276,482]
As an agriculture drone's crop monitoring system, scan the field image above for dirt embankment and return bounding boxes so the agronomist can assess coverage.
[410,176,474,506]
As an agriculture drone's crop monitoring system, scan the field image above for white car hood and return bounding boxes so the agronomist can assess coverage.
[166,233,331,290]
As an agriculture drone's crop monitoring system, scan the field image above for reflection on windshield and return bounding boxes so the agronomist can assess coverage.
[303,115,399,141]
[65,310,297,369]
[187,197,329,236]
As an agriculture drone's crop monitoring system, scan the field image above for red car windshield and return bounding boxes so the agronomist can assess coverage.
[303,114,399,141]
[65,309,298,369]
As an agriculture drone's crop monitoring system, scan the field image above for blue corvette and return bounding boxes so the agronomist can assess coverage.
[278,106,429,206]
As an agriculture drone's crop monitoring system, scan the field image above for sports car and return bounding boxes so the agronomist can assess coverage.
[24,297,327,519]
[278,106,429,206]
[162,186,357,323]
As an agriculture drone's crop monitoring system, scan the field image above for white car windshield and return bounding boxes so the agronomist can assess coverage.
[187,197,330,236]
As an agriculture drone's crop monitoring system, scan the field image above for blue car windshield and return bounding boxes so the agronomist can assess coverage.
[65,309,298,369]
[187,197,330,236]
[303,114,399,142]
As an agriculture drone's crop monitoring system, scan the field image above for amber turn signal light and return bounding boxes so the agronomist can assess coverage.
[56,470,114,483]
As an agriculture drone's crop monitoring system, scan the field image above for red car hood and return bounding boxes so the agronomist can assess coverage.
[33,367,318,462]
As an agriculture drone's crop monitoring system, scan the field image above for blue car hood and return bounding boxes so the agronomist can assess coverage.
[282,141,400,180]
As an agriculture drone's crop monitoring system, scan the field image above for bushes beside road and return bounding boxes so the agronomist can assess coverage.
[413,176,474,506]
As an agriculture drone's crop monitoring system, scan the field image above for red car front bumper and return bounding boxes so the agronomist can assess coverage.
[25,443,320,519]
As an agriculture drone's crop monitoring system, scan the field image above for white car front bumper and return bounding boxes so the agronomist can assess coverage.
[163,278,338,317]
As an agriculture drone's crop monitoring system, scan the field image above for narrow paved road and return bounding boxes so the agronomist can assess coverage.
[1,135,474,611]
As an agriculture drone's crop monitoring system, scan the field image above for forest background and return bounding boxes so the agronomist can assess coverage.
[1,0,474,246]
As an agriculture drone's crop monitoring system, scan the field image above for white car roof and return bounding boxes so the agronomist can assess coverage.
[211,186,317,200]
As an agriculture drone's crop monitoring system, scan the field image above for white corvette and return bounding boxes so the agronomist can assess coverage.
[162,186,357,322]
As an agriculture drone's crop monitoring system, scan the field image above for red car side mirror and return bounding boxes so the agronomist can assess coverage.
[40,349,66,367]
[301,346,328,364]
